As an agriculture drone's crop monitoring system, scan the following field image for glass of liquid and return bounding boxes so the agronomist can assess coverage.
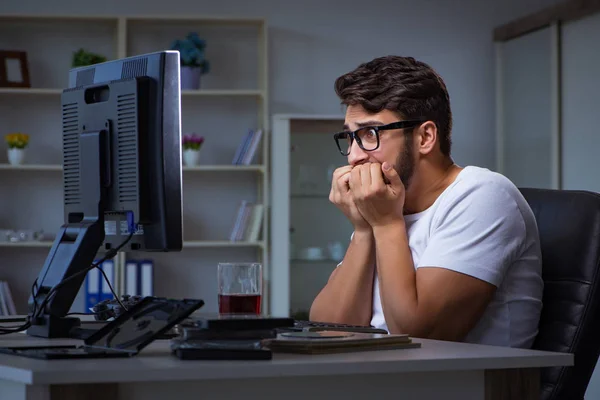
[217,262,262,315]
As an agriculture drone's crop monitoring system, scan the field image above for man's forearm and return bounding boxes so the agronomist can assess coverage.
[373,221,420,335]
[309,230,375,325]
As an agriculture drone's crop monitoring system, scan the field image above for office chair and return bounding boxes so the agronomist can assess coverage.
[520,188,600,400]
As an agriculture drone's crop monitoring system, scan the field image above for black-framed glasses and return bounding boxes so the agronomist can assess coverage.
[333,120,424,156]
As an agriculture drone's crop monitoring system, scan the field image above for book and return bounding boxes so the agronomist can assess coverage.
[229,201,264,242]
[263,331,421,354]
[232,129,263,165]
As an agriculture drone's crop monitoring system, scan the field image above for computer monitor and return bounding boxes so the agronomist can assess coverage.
[25,50,183,338]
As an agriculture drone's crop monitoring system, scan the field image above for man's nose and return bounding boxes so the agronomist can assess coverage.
[347,140,368,166]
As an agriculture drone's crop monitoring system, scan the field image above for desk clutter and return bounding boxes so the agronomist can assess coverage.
[0,297,419,361]
[170,315,420,360]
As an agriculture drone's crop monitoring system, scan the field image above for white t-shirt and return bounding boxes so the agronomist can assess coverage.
[370,166,544,348]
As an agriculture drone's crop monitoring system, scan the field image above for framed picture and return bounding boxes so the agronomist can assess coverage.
[0,51,31,88]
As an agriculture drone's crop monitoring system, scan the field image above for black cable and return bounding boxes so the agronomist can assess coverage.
[65,262,125,317]
[35,231,134,320]
[0,231,134,334]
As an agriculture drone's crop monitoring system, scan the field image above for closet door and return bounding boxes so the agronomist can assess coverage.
[496,25,560,189]
[561,12,600,192]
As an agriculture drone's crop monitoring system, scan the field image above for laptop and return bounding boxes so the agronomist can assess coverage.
[0,296,204,360]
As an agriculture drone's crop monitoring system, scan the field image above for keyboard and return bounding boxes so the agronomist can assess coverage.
[292,320,388,334]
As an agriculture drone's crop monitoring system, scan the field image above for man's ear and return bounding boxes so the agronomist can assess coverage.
[417,121,438,155]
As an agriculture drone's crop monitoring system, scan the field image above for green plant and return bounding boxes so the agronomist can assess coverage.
[72,48,107,68]
[170,32,210,73]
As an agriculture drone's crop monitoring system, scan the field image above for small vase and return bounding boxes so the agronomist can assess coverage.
[7,148,25,165]
[183,149,200,167]
[180,66,201,90]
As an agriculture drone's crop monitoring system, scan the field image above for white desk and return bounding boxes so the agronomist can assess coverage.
[0,333,572,400]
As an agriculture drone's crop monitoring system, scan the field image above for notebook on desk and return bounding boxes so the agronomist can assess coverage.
[0,297,204,360]
[264,331,421,354]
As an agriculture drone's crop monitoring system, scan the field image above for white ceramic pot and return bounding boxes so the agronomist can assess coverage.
[7,148,25,165]
[183,149,200,167]
[180,66,201,90]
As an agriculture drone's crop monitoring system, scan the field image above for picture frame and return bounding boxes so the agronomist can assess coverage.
[0,51,31,88]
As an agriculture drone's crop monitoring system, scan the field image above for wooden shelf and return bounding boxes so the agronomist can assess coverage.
[290,193,329,199]
[0,241,52,248]
[291,258,339,264]
[183,165,265,172]
[183,240,265,248]
[0,88,62,96]
[0,164,62,171]
[0,164,264,172]
[0,88,263,98]
[181,89,264,97]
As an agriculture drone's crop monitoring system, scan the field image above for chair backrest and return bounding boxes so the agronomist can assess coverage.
[520,187,600,400]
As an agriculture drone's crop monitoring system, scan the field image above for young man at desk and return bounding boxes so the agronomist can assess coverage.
[310,55,544,349]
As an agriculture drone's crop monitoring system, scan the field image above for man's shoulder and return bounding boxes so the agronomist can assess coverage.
[442,166,525,207]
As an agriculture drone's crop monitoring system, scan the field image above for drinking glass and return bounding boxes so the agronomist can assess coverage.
[217,262,262,314]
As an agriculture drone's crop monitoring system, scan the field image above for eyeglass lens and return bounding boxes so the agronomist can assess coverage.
[337,127,379,155]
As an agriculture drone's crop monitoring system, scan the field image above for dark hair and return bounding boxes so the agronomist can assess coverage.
[334,55,452,156]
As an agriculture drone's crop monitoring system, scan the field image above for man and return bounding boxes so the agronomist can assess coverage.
[309,55,543,348]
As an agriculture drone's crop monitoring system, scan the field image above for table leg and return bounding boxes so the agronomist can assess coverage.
[485,368,540,400]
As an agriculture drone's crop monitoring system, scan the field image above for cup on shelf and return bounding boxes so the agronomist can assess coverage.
[327,242,344,261]
[299,246,324,260]
[3,229,45,242]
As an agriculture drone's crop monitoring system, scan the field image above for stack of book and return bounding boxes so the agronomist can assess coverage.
[229,201,264,242]
[232,129,263,165]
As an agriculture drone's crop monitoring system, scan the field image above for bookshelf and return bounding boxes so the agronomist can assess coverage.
[0,14,270,315]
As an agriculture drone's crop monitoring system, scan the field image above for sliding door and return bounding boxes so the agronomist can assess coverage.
[561,12,600,193]
[496,25,560,189]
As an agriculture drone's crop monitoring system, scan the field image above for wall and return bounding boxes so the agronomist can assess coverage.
[0,0,562,169]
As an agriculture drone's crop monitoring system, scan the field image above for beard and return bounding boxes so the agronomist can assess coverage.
[393,133,416,189]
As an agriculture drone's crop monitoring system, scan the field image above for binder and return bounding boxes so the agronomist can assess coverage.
[100,260,115,301]
[139,260,154,297]
[85,265,100,312]
[125,260,139,296]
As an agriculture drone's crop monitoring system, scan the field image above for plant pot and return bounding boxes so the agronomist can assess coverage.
[183,149,200,167]
[7,148,25,165]
[180,66,201,90]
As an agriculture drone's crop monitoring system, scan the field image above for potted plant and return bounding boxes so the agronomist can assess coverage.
[5,133,29,165]
[170,33,210,90]
[72,48,107,67]
[182,133,204,166]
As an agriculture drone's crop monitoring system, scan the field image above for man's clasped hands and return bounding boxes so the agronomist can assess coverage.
[328,162,406,232]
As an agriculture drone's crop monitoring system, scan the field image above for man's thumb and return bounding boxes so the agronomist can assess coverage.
[382,162,401,188]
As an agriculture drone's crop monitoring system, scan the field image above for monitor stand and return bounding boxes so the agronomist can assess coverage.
[26,128,109,339]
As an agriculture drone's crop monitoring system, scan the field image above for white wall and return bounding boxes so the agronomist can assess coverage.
[0,0,561,169]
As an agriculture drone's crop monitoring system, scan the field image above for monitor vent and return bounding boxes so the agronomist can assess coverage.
[116,93,138,204]
[75,68,95,87]
[62,102,80,205]
[121,58,148,79]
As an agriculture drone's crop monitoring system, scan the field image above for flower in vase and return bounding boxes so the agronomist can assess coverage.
[5,133,29,149]
[182,133,204,151]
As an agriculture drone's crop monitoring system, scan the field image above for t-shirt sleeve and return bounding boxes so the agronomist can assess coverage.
[417,180,526,287]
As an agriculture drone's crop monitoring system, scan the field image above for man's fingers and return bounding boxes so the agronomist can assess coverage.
[370,162,385,190]
[360,164,372,188]
[349,166,361,194]
[336,169,352,193]
[332,165,353,181]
